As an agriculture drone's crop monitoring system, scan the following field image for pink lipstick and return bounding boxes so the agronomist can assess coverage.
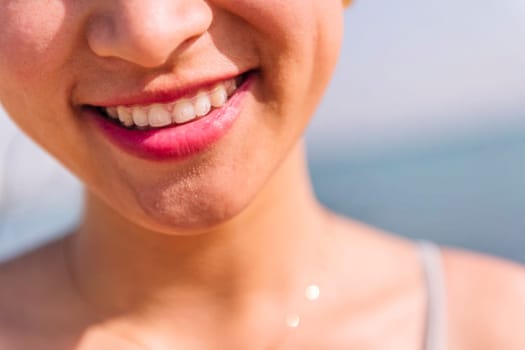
[85,73,255,161]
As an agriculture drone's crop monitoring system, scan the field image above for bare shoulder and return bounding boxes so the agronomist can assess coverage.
[0,238,65,301]
[0,238,77,347]
[442,248,525,350]
[329,215,525,349]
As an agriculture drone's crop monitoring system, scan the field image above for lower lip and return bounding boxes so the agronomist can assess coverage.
[87,75,255,161]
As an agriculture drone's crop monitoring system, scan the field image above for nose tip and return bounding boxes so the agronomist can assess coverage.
[86,2,212,68]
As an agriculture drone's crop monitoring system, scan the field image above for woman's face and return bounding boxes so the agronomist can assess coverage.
[0,0,344,233]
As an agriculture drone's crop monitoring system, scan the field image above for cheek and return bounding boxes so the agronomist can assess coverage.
[0,1,76,149]
[219,0,343,91]
[0,1,68,80]
[217,0,315,46]
[222,0,343,128]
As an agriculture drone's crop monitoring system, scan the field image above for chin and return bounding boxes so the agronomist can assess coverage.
[128,175,258,235]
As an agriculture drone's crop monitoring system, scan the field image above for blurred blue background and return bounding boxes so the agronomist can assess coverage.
[1,0,524,262]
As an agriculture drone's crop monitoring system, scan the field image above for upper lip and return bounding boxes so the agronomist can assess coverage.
[79,71,250,108]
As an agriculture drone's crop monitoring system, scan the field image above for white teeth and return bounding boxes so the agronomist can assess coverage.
[210,85,228,108]
[105,77,241,128]
[131,107,149,127]
[193,93,212,117]
[173,99,196,124]
[107,107,118,119]
[117,106,134,127]
[148,105,172,127]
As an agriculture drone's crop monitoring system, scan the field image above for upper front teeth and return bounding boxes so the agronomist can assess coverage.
[105,79,238,128]
[148,105,172,128]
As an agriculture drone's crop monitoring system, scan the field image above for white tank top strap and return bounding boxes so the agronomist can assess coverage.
[418,240,448,350]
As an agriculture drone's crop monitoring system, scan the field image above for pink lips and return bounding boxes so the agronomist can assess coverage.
[87,75,254,161]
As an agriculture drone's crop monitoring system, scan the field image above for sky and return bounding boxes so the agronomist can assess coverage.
[307,0,525,158]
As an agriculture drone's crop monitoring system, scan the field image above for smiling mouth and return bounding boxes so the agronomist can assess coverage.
[85,72,250,130]
[83,71,256,161]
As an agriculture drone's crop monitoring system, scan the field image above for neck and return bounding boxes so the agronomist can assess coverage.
[66,142,332,323]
